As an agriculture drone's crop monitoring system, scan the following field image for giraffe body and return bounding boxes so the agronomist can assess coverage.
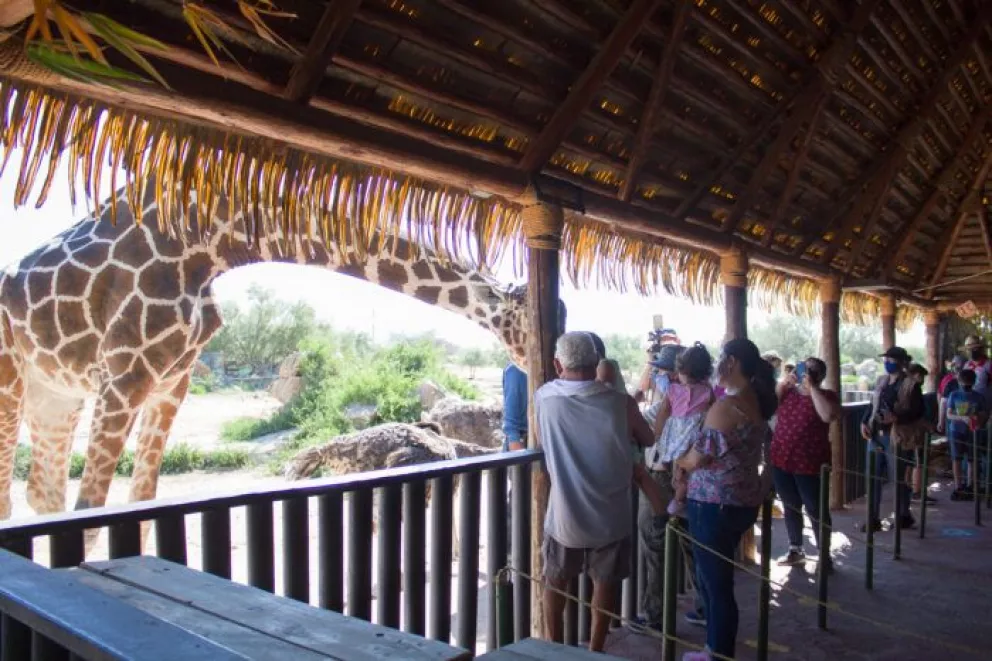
[0,189,534,519]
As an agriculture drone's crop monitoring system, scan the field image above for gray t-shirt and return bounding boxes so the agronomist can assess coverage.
[536,379,633,549]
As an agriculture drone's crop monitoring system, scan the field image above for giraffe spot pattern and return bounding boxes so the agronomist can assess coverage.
[55,261,93,298]
[72,240,111,270]
[376,260,409,290]
[144,304,178,342]
[143,330,188,377]
[182,253,213,296]
[448,286,468,308]
[55,300,90,338]
[57,334,99,374]
[106,298,145,352]
[411,261,433,280]
[29,300,60,348]
[110,227,155,268]
[138,261,182,300]
[88,268,134,331]
[34,244,69,269]
[435,266,461,283]
[414,286,441,305]
[26,271,54,307]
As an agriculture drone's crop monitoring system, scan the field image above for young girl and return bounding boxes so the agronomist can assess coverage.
[596,359,668,521]
[650,343,715,517]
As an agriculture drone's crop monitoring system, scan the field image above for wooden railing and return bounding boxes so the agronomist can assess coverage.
[0,408,878,658]
[0,450,543,657]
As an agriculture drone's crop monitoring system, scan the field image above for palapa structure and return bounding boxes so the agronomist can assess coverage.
[1,0,991,636]
[1,0,989,328]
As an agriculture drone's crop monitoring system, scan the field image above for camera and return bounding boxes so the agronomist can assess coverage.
[648,327,679,354]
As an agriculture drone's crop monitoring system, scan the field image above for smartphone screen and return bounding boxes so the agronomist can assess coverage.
[794,362,806,381]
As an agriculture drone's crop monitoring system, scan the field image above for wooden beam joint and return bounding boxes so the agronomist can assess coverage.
[283,0,363,104]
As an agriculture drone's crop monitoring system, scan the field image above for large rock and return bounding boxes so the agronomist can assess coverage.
[423,396,503,448]
[856,359,878,381]
[268,352,305,403]
[418,380,449,411]
[284,422,498,480]
[840,362,856,377]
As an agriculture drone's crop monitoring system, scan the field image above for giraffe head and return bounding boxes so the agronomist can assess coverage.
[468,280,566,370]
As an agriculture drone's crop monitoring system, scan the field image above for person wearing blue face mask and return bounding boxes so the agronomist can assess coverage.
[860,346,925,533]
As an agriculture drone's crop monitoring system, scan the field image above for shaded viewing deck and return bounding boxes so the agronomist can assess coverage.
[0,402,988,660]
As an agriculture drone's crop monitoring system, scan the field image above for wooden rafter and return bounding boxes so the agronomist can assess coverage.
[618,0,691,203]
[819,9,991,267]
[870,13,923,81]
[890,2,939,65]
[979,208,992,272]
[927,149,992,292]
[882,101,992,279]
[762,97,828,247]
[518,0,662,174]
[719,0,883,233]
[283,0,363,103]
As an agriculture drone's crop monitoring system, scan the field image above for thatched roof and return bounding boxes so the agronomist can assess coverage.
[2,0,991,327]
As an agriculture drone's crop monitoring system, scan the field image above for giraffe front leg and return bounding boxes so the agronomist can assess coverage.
[24,395,83,515]
[0,388,24,521]
[129,376,190,505]
[75,384,143,513]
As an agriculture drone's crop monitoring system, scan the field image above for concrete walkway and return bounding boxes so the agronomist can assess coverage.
[604,480,992,660]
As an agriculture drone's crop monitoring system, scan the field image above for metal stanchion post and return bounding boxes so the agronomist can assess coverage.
[496,573,513,648]
[985,422,991,509]
[894,446,903,560]
[817,464,830,630]
[975,426,982,526]
[866,451,875,591]
[757,497,772,661]
[663,523,677,661]
[920,433,930,539]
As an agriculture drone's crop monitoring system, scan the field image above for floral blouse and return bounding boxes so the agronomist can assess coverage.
[687,416,771,508]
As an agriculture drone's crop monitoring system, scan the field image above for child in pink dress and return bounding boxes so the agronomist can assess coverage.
[649,343,715,517]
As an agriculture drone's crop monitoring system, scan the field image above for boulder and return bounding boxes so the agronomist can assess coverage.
[268,352,305,403]
[856,359,878,381]
[284,422,497,481]
[840,362,856,377]
[344,403,378,430]
[423,396,503,448]
[418,380,449,411]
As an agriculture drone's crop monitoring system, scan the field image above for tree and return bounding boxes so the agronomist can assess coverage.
[460,348,486,379]
[839,323,881,364]
[207,285,318,375]
[748,316,818,363]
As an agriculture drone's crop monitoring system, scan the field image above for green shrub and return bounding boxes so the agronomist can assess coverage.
[220,412,294,442]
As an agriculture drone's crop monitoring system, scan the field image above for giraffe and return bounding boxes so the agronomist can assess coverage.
[0,185,551,521]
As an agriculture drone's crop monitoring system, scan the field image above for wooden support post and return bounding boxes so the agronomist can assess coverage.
[820,277,845,509]
[924,310,942,393]
[880,295,896,351]
[522,192,563,639]
[721,247,749,341]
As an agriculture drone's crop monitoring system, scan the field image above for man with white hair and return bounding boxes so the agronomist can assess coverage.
[536,331,641,652]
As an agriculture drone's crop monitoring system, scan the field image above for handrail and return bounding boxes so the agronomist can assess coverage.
[0,449,544,541]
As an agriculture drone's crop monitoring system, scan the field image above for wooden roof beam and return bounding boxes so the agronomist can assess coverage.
[869,13,923,81]
[619,0,691,202]
[978,208,992,272]
[889,1,939,64]
[719,0,884,233]
[916,0,951,44]
[763,97,828,247]
[882,100,992,278]
[283,0,363,103]
[819,9,991,266]
[925,149,992,291]
[518,0,662,174]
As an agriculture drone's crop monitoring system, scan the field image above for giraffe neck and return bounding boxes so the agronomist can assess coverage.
[178,198,511,340]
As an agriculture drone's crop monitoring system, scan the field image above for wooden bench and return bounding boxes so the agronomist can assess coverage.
[476,638,627,660]
[0,549,245,660]
[68,556,471,660]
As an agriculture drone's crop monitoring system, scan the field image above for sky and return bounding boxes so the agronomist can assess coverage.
[0,152,923,351]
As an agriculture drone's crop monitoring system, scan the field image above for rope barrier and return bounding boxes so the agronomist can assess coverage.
[493,565,736,661]
[667,526,990,658]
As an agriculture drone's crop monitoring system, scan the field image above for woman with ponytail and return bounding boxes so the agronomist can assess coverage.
[678,338,776,661]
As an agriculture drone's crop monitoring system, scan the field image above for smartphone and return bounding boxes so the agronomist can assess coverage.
[653,315,665,330]
[794,362,807,381]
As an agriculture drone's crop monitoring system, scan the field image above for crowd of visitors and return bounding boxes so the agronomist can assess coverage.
[501,326,984,660]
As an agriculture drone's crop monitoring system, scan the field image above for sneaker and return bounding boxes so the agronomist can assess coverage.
[898,514,916,529]
[777,549,807,566]
[684,610,707,627]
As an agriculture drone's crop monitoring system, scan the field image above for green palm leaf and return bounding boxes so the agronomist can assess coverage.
[83,13,171,89]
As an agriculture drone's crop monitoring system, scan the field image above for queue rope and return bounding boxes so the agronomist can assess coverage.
[667,526,989,658]
[493,565,736,661]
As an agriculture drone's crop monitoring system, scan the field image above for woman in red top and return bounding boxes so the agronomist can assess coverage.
[771,357,842,567]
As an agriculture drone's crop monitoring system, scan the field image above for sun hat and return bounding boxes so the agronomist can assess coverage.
[962,335,986,351]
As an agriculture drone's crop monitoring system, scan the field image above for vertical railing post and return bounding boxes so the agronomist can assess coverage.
[485,469,507,651]
[246,502,275,592]
[456,471,481,652]
[347,489,374,621]
[662,523,677,661]
[985,423,991,509]
[377,485,402,629]
[283,496,310,603]
[817,464,830,630]
[894,448,903,560]
[920,434,930,539]
[318,492,344,612]
[866,451,876,590]
[428,475,454,642]
[202,508,232,579]
[403,480,427,635]
[510,462,531,642]
[757,497,772,661]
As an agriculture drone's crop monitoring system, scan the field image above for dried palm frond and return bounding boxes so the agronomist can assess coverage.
[0,79,520,271]
[18,0,294,88]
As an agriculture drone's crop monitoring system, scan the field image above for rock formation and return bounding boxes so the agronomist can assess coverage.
[422,396,504,449]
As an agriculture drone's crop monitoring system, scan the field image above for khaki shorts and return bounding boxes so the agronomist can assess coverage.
[542,535,631,584]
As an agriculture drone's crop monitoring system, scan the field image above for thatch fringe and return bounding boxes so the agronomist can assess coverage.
[0,78,520,270]
[0,77,920,329]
